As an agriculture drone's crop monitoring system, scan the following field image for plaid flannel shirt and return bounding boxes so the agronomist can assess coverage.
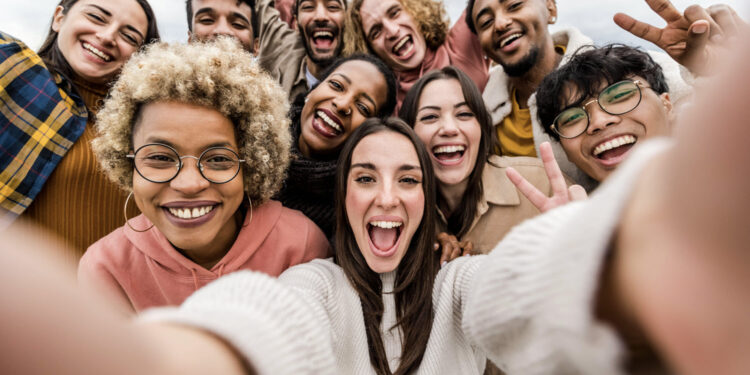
[0,31,88,225]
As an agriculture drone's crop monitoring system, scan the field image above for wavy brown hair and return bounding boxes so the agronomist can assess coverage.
[399,66,494,238]
[334,117,439,374]
[344,0,449,57]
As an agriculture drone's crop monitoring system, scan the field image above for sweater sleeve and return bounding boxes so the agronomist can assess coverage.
[443,10,490,92]
[139,262,338,375]
[459,140,673,375]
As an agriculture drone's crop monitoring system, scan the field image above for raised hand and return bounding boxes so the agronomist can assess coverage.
[613,0,747,75]
[506,142,587,213]
[435,232,477,266]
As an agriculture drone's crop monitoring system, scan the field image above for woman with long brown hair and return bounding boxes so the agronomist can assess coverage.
[0,0,160,256]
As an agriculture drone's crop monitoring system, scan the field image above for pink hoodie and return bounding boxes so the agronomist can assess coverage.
[78,200,331,312]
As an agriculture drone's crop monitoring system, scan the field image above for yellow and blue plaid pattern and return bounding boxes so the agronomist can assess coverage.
[0,31,87,221]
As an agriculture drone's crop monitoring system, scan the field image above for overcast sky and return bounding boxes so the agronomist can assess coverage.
[2,0,747,51]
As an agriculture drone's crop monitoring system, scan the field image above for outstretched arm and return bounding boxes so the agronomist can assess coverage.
[613,0,747,75]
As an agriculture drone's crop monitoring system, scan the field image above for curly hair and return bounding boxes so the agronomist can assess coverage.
[344,0,449,57]
[92,38,291,203]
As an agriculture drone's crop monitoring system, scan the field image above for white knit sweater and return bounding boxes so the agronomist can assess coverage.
[141,140,671,375]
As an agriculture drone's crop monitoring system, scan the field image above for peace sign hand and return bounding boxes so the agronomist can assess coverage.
[613,0,747,76]
[506,142,587,214]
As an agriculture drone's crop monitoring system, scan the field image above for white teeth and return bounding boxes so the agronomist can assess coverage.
[392,36,413,56]
[167,205,214,220]
[500,33,522,48]
[316,110,343,132]
[394,36,410,51]
[370,221,403,229]
[593,135,636,157]
[82,42,111,61]
[433,145,466,154]
[313,30,333,38]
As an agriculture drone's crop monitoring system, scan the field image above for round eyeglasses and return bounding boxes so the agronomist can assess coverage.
[127,143,245,184]
[550,80,650,139]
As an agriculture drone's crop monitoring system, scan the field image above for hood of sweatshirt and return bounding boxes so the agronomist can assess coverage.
[123,200,283,286]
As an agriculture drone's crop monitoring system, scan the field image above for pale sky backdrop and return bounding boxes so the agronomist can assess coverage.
[2,0,747,52]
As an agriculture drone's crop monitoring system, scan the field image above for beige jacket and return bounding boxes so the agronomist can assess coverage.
[439,155,551,254]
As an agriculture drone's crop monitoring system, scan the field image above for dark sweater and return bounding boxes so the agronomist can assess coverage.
[275,105,337,240]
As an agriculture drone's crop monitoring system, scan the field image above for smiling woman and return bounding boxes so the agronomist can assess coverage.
[0,0,159,253]
[78,38,331,313]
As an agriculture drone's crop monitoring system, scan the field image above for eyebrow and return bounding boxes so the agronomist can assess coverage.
[88,4,145,40]
[351,163,421,172]
[417,102,470,113]
[475,0,507,25]
[331,73,378,111]
[142,137,234,150]
[195,7,250,23]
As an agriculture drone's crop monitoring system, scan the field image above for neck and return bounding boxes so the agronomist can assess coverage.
[305,56,326,81]
[438,180,469,218]
[509,40,562,109]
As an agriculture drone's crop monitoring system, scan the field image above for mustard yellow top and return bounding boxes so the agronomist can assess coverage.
[16,79,138,259]
[496,87,535,157]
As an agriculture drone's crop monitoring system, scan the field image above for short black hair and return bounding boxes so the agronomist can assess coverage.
[185,0,258,39]
[465,0,478,34]
[293,0,347,19]
[536,44,669,141]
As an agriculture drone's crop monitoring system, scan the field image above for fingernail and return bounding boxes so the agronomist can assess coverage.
[693,23,708,34]
[441,261,447,268]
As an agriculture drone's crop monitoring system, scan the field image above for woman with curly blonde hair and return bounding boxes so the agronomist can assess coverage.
[78,38,330,313]
[345,0,489,111]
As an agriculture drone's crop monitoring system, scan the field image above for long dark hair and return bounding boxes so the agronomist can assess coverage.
[335,117,439,374]
[399,66,494,238]
[37,0,160,87]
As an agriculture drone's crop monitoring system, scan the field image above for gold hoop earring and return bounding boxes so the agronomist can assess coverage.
[124,191,153,232]
[241,194,253,228]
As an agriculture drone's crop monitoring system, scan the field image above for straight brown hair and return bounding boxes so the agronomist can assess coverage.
[334,117,439,374]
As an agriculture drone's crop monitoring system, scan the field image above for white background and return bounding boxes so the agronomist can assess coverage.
[2,0,747,51]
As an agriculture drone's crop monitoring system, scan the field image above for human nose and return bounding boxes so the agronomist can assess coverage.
[211,18,233,36]
[437,115,460,136]
[383,19,399,38]
[332,92,354,117]
[96,24,117,45]
[493,11,512,34]
[313,3,327,20]
[375,179,399,209]
[169,156,211,194]
[585,100,620,134]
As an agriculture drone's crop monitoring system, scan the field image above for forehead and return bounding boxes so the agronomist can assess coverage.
[332,60,388,106]
[360,0,401,27]
[134,101,238,148]
[73,0,148,28]
[418,78,464,108]
[298,0,345,7]
[191,0,252,15]
[351,131,420,168]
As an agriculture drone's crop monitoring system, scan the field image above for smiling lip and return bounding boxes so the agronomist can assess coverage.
[591,134,638,168]
[81,41,113,63]
[162,201,219,228]
[367,215,403,258]
[494,29,524,53]
[391,35,415,61]
[431,143,466,166]
[311,108,343,138]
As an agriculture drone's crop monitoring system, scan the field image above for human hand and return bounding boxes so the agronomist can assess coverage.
[614,0,747,76]
[435,232,476,267]
[506,142,587,213]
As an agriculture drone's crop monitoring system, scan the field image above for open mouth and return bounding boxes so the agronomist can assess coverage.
[367,220,403,257]
[592,135,637,162]
[82,42,112,62]
[166,205,215,220]
[311,29,337,49]
[392,35,414,58]
[311,109,344,138]
[432,144,466,164]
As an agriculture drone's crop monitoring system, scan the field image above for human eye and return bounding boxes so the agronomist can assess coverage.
[507,1,523,11]
[327,1,342,11]
[399,175,421,185]
[369,26,381,40]
[558,109,585,128]
[604,86,638,104]
[354,175,375,184]
[356,102,372,117]
[140,153,177,168]
[232,21,248,29]
[328,79,344,91]
[477,15,493,31]
[300,1,315,11]
[197,16,215,25]
[120,31,139,45]
[457,109,475,119]
[202,150,238,170]
[418,113,439,123]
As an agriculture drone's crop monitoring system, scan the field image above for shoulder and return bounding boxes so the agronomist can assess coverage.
[486,155,548,185]
[79,226,137,273]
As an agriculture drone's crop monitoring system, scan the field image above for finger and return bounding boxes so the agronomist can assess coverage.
[440,244,451,265]
[707,4,739,38]
[538,142,568,198]
[645,0,683,23]
[568,184,588,201]
[685,5,724,41]
[614,13,664,45]
[434,242,440,252]
[506,167,549,210]
[462,241,477,256]
[450,244,462,262]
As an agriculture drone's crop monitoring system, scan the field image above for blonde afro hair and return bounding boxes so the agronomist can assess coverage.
[344,0,449,56]
[92,38,291,203]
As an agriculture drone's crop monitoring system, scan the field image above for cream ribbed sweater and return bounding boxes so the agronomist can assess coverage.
[142,140,671,375]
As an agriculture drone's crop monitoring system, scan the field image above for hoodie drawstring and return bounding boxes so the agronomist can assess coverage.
[190,268,199,291]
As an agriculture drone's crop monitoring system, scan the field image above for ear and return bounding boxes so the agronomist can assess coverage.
[546,0,558,24]
[187,31,196,43]
[660,92,675,122]
[51,6,66,33]
[253,38,260,54]
[292,14,298,30]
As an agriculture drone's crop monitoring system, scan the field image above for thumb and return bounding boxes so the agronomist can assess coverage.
[685,20,711,73]
[568,184,588,201]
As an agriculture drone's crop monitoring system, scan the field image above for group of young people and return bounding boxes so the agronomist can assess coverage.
[1,0,749,374]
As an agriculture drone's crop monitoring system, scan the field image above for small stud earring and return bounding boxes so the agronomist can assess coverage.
[550,16,557,23]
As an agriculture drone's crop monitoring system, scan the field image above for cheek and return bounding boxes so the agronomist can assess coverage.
[560,139,584,162]
[413,125,432,146]
[131,176,158,213]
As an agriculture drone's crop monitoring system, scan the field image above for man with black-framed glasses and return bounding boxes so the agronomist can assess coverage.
[535,44,674,186]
